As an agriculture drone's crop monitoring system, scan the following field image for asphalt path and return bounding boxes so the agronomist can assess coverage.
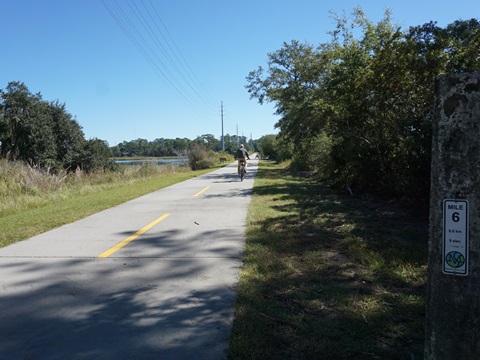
[0,159,258,360]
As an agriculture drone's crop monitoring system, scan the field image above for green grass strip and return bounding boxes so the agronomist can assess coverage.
[228,161,428,360]
[0,168,215,248]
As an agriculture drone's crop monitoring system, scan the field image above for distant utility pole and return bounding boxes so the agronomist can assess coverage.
[221,101,224,151]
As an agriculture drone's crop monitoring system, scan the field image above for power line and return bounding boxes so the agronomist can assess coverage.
[126,0,215,115]
[99,0,217,120]
[142,0,217,110]
[146,0,217,107]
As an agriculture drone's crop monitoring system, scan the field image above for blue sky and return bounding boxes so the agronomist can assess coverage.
[2,0,479,146]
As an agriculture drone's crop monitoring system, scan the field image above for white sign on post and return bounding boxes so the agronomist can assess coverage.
[443,199,469,276]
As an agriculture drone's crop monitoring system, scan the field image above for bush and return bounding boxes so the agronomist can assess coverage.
[216,151,233,163]
[80,138,115,173]
[187,144,216,170]
[307,132,342,181]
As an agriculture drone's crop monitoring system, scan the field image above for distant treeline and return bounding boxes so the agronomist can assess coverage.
[110,134,254,158]
[0,81,259,172]
[246,9,480,210]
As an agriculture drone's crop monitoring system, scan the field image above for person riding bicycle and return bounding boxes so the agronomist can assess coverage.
[234,144,250,174]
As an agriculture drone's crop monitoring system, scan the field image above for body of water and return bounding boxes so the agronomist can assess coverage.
[115,157,188,165]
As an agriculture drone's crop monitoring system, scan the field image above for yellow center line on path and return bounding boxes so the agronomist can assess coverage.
[193,186,210,197]
[98,213,171,258]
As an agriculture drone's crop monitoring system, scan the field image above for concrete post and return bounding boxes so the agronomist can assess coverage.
[425,72,480,359]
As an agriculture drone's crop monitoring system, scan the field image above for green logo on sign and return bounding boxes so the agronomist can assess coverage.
[446,251,465,268]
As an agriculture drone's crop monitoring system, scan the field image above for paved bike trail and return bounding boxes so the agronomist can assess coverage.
[0,159,257,360]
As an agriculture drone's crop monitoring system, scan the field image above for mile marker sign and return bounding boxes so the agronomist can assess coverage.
[443,199,469,276]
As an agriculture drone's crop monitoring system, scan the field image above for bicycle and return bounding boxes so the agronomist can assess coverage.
[238,159,246,181]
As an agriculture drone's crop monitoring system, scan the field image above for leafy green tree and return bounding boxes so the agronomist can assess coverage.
[194,134,221,151]
[246,40,322,148]
[443,19,480,73]
[49,100,85,170]
[135,138,149,156]
[21,99,58,166]
[162,138,176,156]
[257,134,277,159]
[149,138,166,156]
[110,145,121,157]
[81,138,113,172]
[116,138,148,157]
[1,81,111,173]
[246,8,480,205]
[172,137,191,155]
[0,81,43,161]
[221,134,238,154]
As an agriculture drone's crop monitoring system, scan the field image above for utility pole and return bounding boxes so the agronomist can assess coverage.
[221,101,224,151]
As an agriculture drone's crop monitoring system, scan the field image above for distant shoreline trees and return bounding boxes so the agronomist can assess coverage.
[0,81,257,172]
[110,133,252,158]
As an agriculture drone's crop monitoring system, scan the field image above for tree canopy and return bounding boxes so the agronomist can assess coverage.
[0,81,112,172]
[246,8,480,205]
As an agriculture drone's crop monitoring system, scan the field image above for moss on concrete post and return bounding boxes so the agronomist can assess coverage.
[426,72,480,359]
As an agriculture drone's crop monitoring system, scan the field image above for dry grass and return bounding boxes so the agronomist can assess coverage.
[0,159,220,247]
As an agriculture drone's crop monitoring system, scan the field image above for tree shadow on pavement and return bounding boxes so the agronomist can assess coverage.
[0,225,244,360]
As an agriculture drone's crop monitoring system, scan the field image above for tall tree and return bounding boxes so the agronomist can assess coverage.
[1,81,111,173]
[49,100,85,170]
[81,138,112,172]
[0,81,42,161]
[194,134,221,151]
[246,8,480,205]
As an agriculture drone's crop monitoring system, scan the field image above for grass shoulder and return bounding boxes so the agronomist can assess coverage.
[0,163,221,248]
[228,160,428,359]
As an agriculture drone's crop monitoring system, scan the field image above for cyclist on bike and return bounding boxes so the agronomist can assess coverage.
[234,144,250,174]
